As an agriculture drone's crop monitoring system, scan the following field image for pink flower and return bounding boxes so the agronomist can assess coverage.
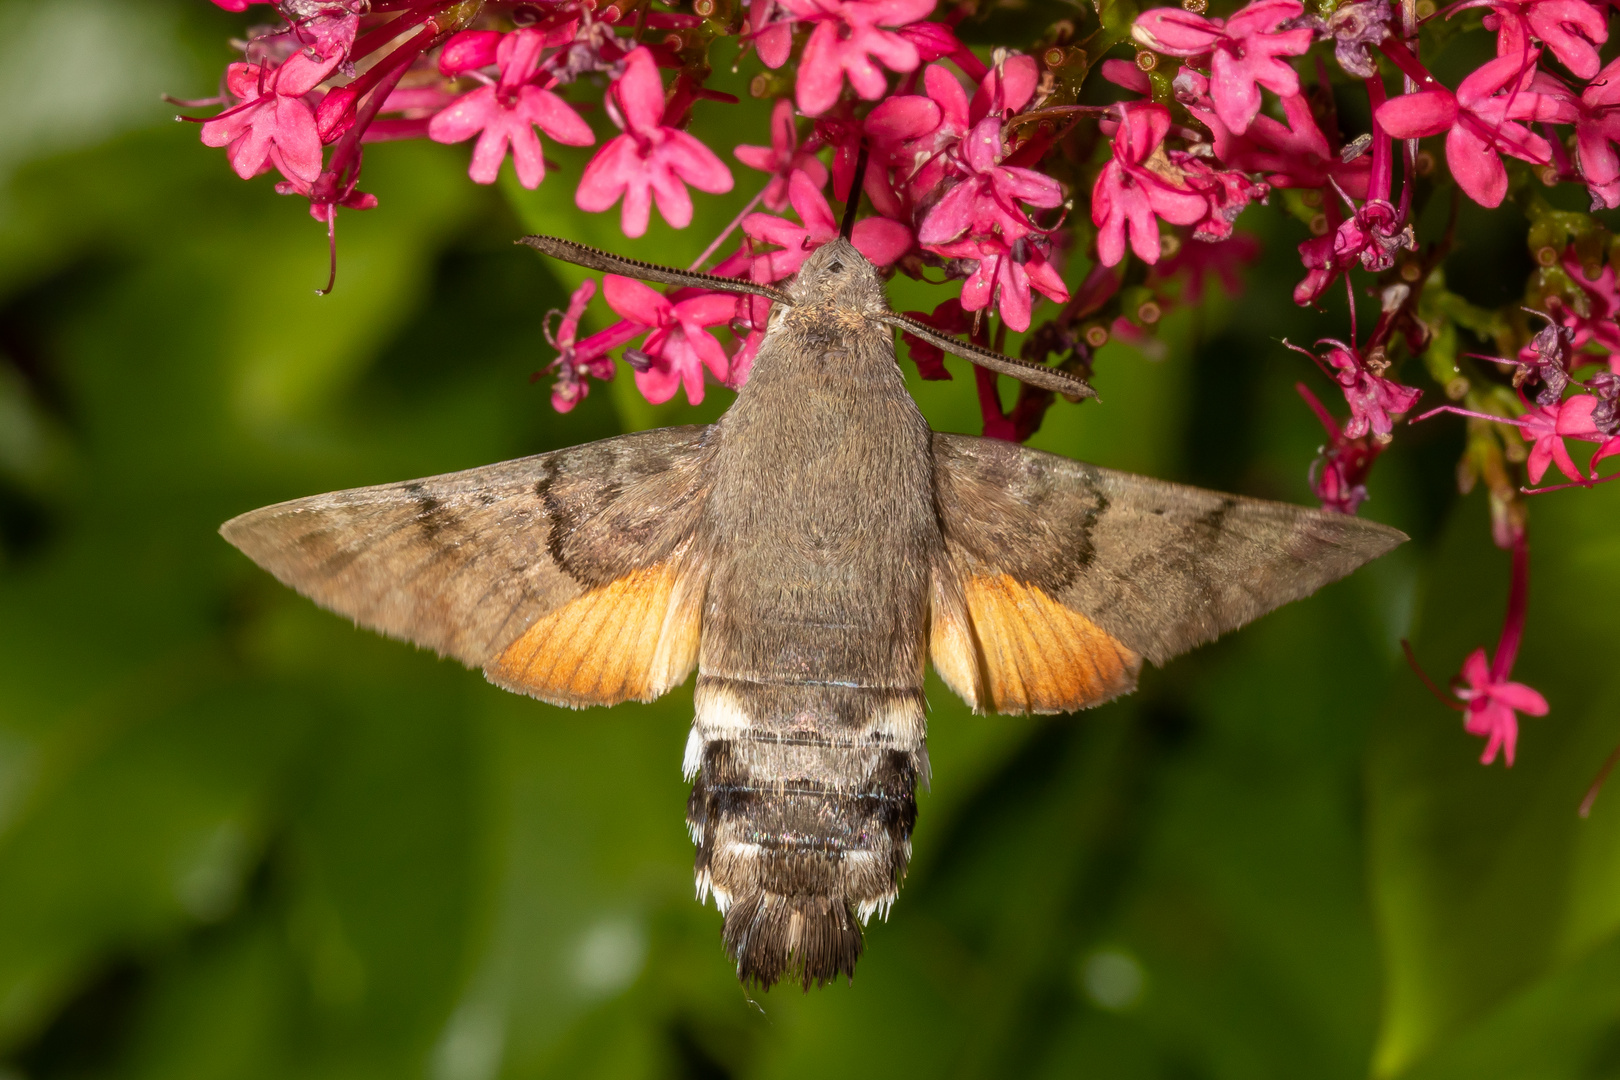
[546,280,617,413]
[931,235,1068,332]
[785,0,936,116]
[1457,645,1548,766]
[200,54,342,183]
[576,47,734,237]
[1132,0,1315,134]
[1490,0,1608,80]
[735,99,829,211]
[1294,199,1416,304]
[1590,427,1620,474]
[743,170,912,280]
[439,30,504,77]
[751,0,798,68]
[726,292,775,385]
[1170,152,1269,241]
[1576,56,1620,207]
[1091,103,1210,266]
[970,54,1040,121]
[603,276,737,405]
[917,117,1064,244]
[1316,340,1423,438]
[1297,382,1383,513]
[899,21,964,66]
[428,30,594,189]
[866,57,1038,204]
[867,64,972,200]
[1377,49,1577,207]
[1520,393,1604,482]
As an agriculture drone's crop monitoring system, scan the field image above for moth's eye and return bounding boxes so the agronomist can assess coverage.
[827,260,845,274]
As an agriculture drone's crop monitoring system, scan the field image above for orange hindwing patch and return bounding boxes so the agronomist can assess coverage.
[935,572,1141,715]
[486,559,703,708]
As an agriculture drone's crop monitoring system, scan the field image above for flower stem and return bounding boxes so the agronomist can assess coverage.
[688,184,768,270]
[1580,741,1620,817]
[1377,38,1439,90]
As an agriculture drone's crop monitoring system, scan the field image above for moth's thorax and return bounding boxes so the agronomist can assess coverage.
[785,238,889,313]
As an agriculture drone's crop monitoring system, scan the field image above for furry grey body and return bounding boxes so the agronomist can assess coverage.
[220,238,1406,990]
[690,248,938,984]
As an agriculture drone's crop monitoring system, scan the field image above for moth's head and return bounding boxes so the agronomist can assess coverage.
[789,239,885,312]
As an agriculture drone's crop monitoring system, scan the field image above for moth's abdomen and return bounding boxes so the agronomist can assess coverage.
[684,677,924,990]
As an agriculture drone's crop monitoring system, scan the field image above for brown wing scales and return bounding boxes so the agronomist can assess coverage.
[221,426,714,708]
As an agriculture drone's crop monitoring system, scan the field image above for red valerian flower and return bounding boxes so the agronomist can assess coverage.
[750,0,798,69]
[1376,49,1577,207]
[576,47,734,237]
[973,54,1041,119]
[1486,0,1608,80]
[1452,531,1546,767]
[428,29,594,189]
[735,99,829,211]
[200,53,343,184]
[867,57,1041,203]
[545,279,616,413]
[1294,198,1417,304]
[1576,56,1620,208]
[930,235,1069,331]
[1520,394,1604,482]
[784,0,936,116]
[602,275,738,405]
[1457,646,1549,766]
[917,117,1065,245]
[1297,383,1383,513]
[866,63,973,201]
[1091,103,1210,266]
[1292,339,1423,438]
[1132,0,1315,134]
[743,170,912,280]
[1170,152,1269,240]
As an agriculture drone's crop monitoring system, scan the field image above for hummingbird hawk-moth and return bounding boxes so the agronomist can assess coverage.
[221,223,1405,991]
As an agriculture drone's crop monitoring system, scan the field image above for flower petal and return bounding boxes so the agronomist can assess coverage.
[615,47,666,133]
[603,274,672,325]
[1376,88,1459,139]
[851,216,912,264]
[1132,7,1222,54]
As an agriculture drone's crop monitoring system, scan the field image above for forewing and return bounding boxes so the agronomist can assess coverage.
[930,432,1406,714]
[221,425,716,707]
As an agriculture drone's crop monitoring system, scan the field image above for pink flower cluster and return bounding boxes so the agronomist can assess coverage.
[533,50,1077,411]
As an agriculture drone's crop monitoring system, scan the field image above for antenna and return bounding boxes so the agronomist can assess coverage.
[518,235,794,306]
[839,143,869,241]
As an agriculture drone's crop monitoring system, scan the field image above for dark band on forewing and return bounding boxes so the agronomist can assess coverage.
[880,312,1098,399]
[518,235,794,306]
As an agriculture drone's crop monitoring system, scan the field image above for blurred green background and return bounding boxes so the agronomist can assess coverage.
[4,2,1620,1078]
